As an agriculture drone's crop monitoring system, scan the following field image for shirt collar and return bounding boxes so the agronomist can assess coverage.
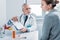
[45,9,56,14]
[23,13,31,18]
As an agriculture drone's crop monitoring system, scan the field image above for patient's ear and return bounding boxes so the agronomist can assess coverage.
[47,4,52,10]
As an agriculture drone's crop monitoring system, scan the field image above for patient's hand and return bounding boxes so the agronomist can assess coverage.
[20,28,27,32]
[12,16,18,22]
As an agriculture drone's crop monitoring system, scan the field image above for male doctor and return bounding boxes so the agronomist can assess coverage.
[5,3,37,33]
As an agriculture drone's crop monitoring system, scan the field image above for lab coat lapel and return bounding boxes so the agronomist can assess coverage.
[20,15,25,25]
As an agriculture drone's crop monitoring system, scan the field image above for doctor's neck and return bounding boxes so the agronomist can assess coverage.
[23,13,30,16]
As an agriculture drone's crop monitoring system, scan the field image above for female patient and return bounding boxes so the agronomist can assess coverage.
[41,0,60,40]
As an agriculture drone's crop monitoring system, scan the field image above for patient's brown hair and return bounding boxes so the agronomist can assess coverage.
[42,0,59,8]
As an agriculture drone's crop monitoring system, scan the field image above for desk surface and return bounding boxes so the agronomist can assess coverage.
[0,31,38,40]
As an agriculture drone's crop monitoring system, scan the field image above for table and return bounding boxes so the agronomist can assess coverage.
[0,30,38,40]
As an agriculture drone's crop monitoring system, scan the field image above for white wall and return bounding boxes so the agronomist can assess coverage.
[6,0,25,20]
[27,0,41,4]
[0,0,25,25]
[0,0,6,25]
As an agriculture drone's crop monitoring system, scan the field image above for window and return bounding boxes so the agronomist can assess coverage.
[30,4,42,16]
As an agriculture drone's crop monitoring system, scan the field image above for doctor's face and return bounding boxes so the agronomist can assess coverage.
[22,5,31,15]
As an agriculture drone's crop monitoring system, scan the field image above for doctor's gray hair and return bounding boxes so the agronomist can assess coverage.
[22,3,27,9]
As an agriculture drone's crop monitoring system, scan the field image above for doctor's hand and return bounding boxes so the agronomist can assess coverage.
[20,28,27,32]
[12,16,18,22]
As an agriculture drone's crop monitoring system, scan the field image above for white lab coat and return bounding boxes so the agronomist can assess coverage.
[18,14,37,32]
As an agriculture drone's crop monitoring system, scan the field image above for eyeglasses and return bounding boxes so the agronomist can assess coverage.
[26,8,31,10]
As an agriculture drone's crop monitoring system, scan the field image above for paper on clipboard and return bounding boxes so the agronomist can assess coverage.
[12,22,24,29]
